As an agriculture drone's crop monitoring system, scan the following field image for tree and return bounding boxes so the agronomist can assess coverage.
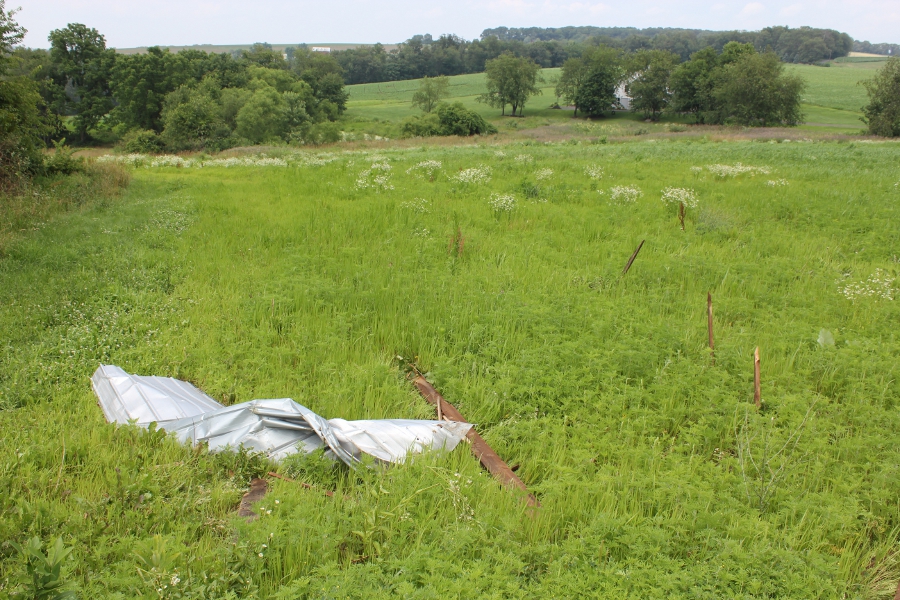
[861,57,900,137]
[478,52,542,116]
[555,57,586,116]
[668,47,718,122]
[0,1,53,182]
[573,45,623,117]
[625,49,678,120]
[710,50,805,126]
[49,24,116,141]
[411,76,449,113]
[160,85,223,150]
[110,47,192,132]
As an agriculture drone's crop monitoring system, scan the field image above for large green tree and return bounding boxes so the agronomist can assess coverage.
[861,57,900,137]
[48,23,116,141]
[710,49,805,126]
[478,52,542,116]
[668,47,718,122]
[411,75,449,113]
[572,45,623,117]
[110,47,192,132]
[0,2,52,181]
[625,49,678,120]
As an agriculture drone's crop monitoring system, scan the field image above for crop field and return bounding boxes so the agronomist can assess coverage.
[788,61,883,113]
[2,139,900,598]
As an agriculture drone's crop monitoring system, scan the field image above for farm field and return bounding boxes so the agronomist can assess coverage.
[345,61,886,136]
[2,139,900,598]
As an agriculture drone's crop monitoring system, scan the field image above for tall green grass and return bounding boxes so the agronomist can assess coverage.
[2,139,900,597]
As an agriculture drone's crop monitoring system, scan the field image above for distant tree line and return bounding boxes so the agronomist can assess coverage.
[11,29,349,152]
[852,40,899,57]
[556,42,806,126]
[333,25,854,85]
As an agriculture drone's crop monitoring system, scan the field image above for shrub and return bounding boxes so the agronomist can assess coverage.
[862,57,900,137]
[400,113,442,138]
[435,102,497,136]
[122,129,163,153]
[43,140,83,176]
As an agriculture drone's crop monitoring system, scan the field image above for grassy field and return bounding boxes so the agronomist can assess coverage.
[2,138,900,598]
[344,61,886,137]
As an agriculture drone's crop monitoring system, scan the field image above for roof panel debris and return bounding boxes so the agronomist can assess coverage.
[92,365,472,466]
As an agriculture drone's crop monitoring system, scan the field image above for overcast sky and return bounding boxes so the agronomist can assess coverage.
[17,0,900,49]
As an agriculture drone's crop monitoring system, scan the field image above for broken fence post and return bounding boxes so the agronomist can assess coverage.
[708,292,715,365]
[622,240,645,276]
[754,347,761,409]
[412,375,539,508]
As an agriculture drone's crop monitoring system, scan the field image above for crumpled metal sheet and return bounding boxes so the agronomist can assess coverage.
[91,365,472,466]
[91,364,224,426]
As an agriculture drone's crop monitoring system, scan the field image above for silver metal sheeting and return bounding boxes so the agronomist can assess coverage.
[91,365,472,466]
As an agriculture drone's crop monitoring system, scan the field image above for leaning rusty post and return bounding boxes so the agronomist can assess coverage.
[622,240,645,276]
[412,375,539,508]
[894,578,900,600]
[753,347,761,408]
[679,202,686,231]
[707,292,715,365]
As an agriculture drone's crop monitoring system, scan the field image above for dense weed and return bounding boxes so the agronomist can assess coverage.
[1,139,900,597]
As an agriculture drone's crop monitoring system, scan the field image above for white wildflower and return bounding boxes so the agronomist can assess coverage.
[413,227,431,238]
[399,198,430,214]
[608,185,643,204]
[839,269,895,302]
[661,187,698,209]
[488,193,517,213]
[689,166,703,174]
[766,179,789,187]
[494,150,507,158]
[453,165,492,184]
[706,163,771,177]
[356,161,394,191]
[514,154,534,164]
[405,160,442,177]
[584,165,604,180]
[535,168,554,181]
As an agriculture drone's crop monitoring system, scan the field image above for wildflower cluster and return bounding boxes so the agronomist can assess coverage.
[535,168,554,181]
[300,154,339,166]
[96,153,147,166]
[690,166,703,174]
[661,187,699,209]
[706,163,771,177]
[399,198,430,214]
[766,179,789,187]
[839,269,895,302]
[453,165,492,184]
[608,185,643,204]
[584,165,603,180]
[514,154,534,164]
[405,160,442,178]
[494,150,507,158]
[488,193,517,213]
[448,471,475,521]
[355,161,394,191]
[95,154,289,168]
[413,227,431,238]
[203,157,288,167]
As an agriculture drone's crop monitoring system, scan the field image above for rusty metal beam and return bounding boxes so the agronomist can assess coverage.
[412,375,539,508]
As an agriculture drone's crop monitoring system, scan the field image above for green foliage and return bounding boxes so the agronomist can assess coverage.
[411,76,450,113]
[0,2,54,184]
[478,52,543,116]
[435,102,496,135]
[160,86,225,151]
[625,49,679,120]
[110,47,193,132]
[9,536,77,599]
[48,24,116,142]
[711,51,806,126]
[401,102,496,138]
[571,45,624,117]
[43,140,83,175]
[122,129,164,154]
[862,57,900,137]
[668,44,805,126]
[235,86,288,144]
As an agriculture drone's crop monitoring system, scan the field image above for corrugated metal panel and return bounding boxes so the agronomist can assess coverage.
[92,366,472,466]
